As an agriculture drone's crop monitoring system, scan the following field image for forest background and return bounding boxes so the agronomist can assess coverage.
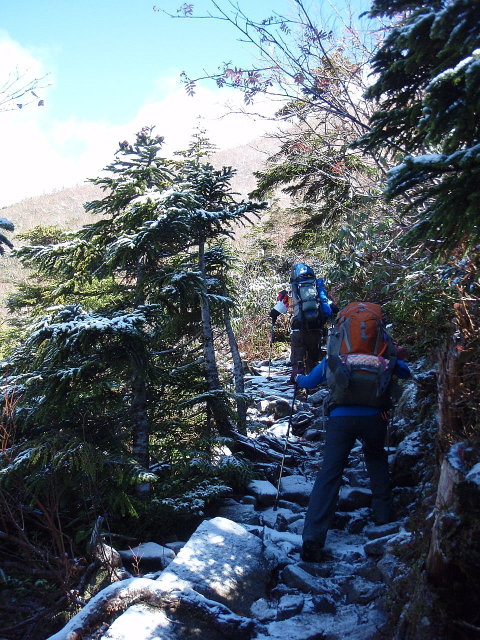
[0,0,479,638]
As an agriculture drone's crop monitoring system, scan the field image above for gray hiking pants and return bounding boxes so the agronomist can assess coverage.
[302,413,392,547]
[290,328,323,373]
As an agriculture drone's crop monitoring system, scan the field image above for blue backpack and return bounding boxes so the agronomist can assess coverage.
[290,264,332,331]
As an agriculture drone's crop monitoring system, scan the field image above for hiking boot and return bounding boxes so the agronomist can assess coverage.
[301,540,324,563]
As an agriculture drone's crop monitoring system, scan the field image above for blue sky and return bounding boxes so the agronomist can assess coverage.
[3,0,283,124]
[0,0,372,207]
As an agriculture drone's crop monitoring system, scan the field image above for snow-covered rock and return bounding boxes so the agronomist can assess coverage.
[259,506,300,529]
[216,499,261,525]
[282,564,341,597]
[279,474,314,505]
[118,542,175,572]
[247,479,278,506]
[338,486,372,511]
[100,604,182,640]
[154,517,269,615]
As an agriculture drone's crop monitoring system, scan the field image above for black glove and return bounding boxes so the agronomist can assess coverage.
[269,308,281,322]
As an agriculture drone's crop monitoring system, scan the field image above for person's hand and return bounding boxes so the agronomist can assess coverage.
[291,367,305,377]
[395,345,408,360]
[289,367,304,385]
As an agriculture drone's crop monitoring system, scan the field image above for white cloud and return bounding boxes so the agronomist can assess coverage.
[132,81,282,154]
[0,36,282,208]
[0,34,47,88]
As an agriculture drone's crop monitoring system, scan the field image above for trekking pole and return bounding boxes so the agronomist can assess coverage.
[273,381,298,511]
[267,323,274,380]
[386,408,395,454]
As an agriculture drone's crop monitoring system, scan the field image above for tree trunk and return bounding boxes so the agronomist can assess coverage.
[131,372,150,496]
[223,304,247,433]
[131,257,151,495]
[198,240,234,437]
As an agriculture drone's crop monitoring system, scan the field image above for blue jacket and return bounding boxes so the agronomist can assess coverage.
[295,357,411,417]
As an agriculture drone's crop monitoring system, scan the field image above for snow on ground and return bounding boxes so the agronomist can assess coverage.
[48,357,424,640]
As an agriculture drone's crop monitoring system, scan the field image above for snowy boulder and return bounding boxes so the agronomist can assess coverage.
[364,522,402,540]
[276,593,304,620]
[263,527,302,553]
[364,530,411,557]
[341,576,383,605]
[263,528,302,569]
[217,499,261,525]
[376,552,401,584]
[282,564,341,597]
[303,427,324,441]
[276,499,304,513]
[255,399,271,414]
[291,411,314,435]
[338,486,372,511]
[306,388,329,405]
[279,474,314,506]
[165,541,186,555]
[155,517,269,616]
[250,597,277,622]
[264,421,289,438]
[291,410,314,426]
[118,542,175,572]
[256,612,332,640]
[346,509,371,534]
[344,468,370,488]
[259,506,299,529]
[311,593,337,614]
[355,559,384,583]
[392,430,425,486]
[465,462,480,485]
[272,398,293,419]
[247,479,278,506]
[100,603,192,640]
[46,578,255,640]
[287,517,305,535]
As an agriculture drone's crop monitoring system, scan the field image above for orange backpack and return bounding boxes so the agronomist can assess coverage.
[334,302,392,356]
[326,302,398,409]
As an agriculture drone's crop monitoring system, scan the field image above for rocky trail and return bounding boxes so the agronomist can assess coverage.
[47,357,425,640]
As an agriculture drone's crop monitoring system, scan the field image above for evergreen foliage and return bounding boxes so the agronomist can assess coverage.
[251,130,378,249]
[0,127,264,594]
[358,0,480,252]
[0,216,14,255]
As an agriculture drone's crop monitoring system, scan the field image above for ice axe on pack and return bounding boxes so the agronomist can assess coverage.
[273,379,299,511]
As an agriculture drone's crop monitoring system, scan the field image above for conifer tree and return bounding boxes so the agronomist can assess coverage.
[358,0,480,252]
[170,155,265,435]
[0,216,14,255]
[8,127,264,495]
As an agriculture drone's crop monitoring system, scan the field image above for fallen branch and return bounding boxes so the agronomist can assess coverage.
[231,430,293,463]
[453,619,480,635]
[45,578,256,640]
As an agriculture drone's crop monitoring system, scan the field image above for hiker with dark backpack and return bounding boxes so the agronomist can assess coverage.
[292,301,411,563]
[269,264,337,384]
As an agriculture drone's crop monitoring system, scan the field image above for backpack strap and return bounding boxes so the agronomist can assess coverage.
[377,354,398,397]
[341,317,352,353]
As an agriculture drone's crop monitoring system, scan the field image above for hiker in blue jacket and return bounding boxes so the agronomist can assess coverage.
[269,268,338,383]
[294,355,411,563]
